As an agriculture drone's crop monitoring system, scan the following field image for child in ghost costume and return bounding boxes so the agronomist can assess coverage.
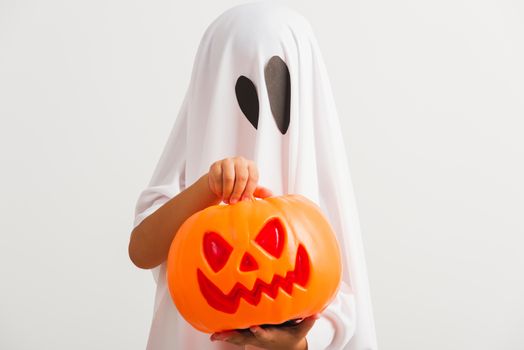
[131,2,378,350]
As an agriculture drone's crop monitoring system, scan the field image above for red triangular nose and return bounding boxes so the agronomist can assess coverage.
[239,252,259,272]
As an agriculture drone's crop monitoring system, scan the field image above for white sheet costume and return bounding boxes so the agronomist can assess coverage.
[133,2,378,349]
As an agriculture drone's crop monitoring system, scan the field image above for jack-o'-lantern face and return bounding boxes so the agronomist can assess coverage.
[167,194,341,333]
[197,217,310,314]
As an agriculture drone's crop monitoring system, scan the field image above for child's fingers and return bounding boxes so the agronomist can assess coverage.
[229,160,249,204]
[211,157,268,203]
[240,161,259,201]
[249,326,271,342]
[221,159,235,203]
[208,162,223,198]
[211,330,258,346]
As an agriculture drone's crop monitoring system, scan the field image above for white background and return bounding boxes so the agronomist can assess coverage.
[1,0,523,349]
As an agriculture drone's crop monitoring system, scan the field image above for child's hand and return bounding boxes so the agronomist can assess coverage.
[208,156,273,204]
[210,314,318,350]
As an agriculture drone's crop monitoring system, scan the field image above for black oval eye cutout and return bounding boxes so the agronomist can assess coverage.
[264,56,291,135]
[235,76,259,130]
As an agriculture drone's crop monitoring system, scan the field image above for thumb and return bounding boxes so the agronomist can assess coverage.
[253,186,273,199]
[295,314,319,338]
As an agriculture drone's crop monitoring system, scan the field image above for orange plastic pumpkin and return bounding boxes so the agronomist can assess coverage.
[166,194,342,333]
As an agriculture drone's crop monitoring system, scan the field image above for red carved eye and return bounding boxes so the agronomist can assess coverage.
[255,218,285,258]
[294,244,310,286]
[203,232,232,272]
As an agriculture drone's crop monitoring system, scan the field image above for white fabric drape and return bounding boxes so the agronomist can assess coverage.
[133,2,377,349]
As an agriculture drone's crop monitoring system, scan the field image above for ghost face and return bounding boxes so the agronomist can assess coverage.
[235,55,291,135]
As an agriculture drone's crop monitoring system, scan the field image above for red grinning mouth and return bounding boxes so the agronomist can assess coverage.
[197,245,310,314]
